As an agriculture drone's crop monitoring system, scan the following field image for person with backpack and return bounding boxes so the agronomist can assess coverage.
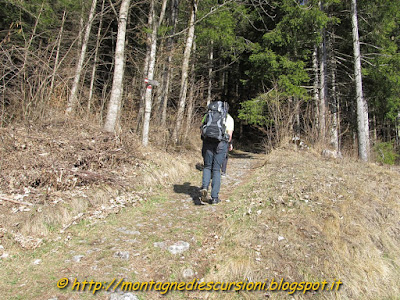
[199,101,234,204]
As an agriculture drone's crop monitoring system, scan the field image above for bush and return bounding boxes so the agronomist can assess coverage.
[374,141,399,165]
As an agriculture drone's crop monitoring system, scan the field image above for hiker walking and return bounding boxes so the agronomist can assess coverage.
[200,101,234,204]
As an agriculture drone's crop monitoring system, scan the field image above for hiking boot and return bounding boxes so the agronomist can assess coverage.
[210,198,221,205]
[200,188,208,203]
[221,172,226,177]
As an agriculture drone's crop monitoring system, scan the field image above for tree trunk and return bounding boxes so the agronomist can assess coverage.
[330,57,340,153]
[221,67,226,98]
[160,60,171,127]
[172,0,197,144]
[22,3,43,119]
[49,10,66,101]
[351,0,370,161]
[155,55,166,124]
[328,27,339,153]
[135,51,150,132]
[319,1,327,141]
[88,0,105,117]
[160,0,180,127]
[396,114,400,146]
[141,0,168,146]
[142,0,157,146]
[103,0,131,132]
[312,45,320,138]
[136,3,153,133]
[77,0,84,51]
[294,97,300,135]
[207,39,214,106]
[184,39,196,140]
[66,0,98,115]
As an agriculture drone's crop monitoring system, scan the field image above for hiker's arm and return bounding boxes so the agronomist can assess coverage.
[227,130,233,143]
[227,130,233,151]
[200,114,206,134]
[228,140,233,151]
[226,114,234,145]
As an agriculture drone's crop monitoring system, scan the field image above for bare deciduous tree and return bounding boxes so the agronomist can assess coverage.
[184,39,196,140]
[49,10,66,102]
[104,0,131,132]
[173,0,197,144]
[318,1,327,141]
[88,0,106,116]
[312,45,320,139]
[66,0,98,115]
[160,0,180,127]
[142,0,168,146]
[207,39,214,106]
[351,0,370,161]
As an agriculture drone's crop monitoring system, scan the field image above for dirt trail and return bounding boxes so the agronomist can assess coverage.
[0,150,265,300]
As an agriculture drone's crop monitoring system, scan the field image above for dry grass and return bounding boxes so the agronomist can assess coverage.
[206,146,400,299]
[0,116,199,250]
[2,121,400,300]
[0,124,215,300]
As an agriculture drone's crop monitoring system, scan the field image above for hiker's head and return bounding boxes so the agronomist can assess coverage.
[207,100,229,112]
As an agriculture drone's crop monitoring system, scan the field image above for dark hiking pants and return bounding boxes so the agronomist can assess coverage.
[201,139,228,199]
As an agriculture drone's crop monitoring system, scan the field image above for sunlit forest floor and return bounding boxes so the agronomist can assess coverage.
[0,119,399,300]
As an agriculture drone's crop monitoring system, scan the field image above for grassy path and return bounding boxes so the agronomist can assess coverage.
[3,146,400,300]
[0,150,264,300]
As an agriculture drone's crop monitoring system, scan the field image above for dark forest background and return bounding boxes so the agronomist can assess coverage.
[1,0,400,162]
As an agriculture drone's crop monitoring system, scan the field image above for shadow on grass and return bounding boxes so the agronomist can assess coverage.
[173,182,204,206]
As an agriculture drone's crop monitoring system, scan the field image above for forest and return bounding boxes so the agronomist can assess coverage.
[1,0,400,162]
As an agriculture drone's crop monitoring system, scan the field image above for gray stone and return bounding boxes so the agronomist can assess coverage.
[109,292,139,300]
[182,268,194,278]
[153,241,166,249]
[117,227,141,235]
[126,239,138,244]
[114,251,130,260]
[72,255,84,262]
[168,241,190,255]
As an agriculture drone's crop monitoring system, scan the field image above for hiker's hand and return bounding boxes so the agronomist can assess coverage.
[229,143,233,151]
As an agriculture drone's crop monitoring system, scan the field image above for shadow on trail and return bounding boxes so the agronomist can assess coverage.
[195,163,204,171]
[174,149,261,205]
[233,144,266,155]
[229,152,254,159]
[173,182,203,205]
[196,151,257,162]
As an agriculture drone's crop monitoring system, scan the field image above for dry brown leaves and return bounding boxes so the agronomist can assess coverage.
[0,120,143,198]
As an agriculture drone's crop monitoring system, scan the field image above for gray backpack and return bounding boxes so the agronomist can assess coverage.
[201,101,228,141]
